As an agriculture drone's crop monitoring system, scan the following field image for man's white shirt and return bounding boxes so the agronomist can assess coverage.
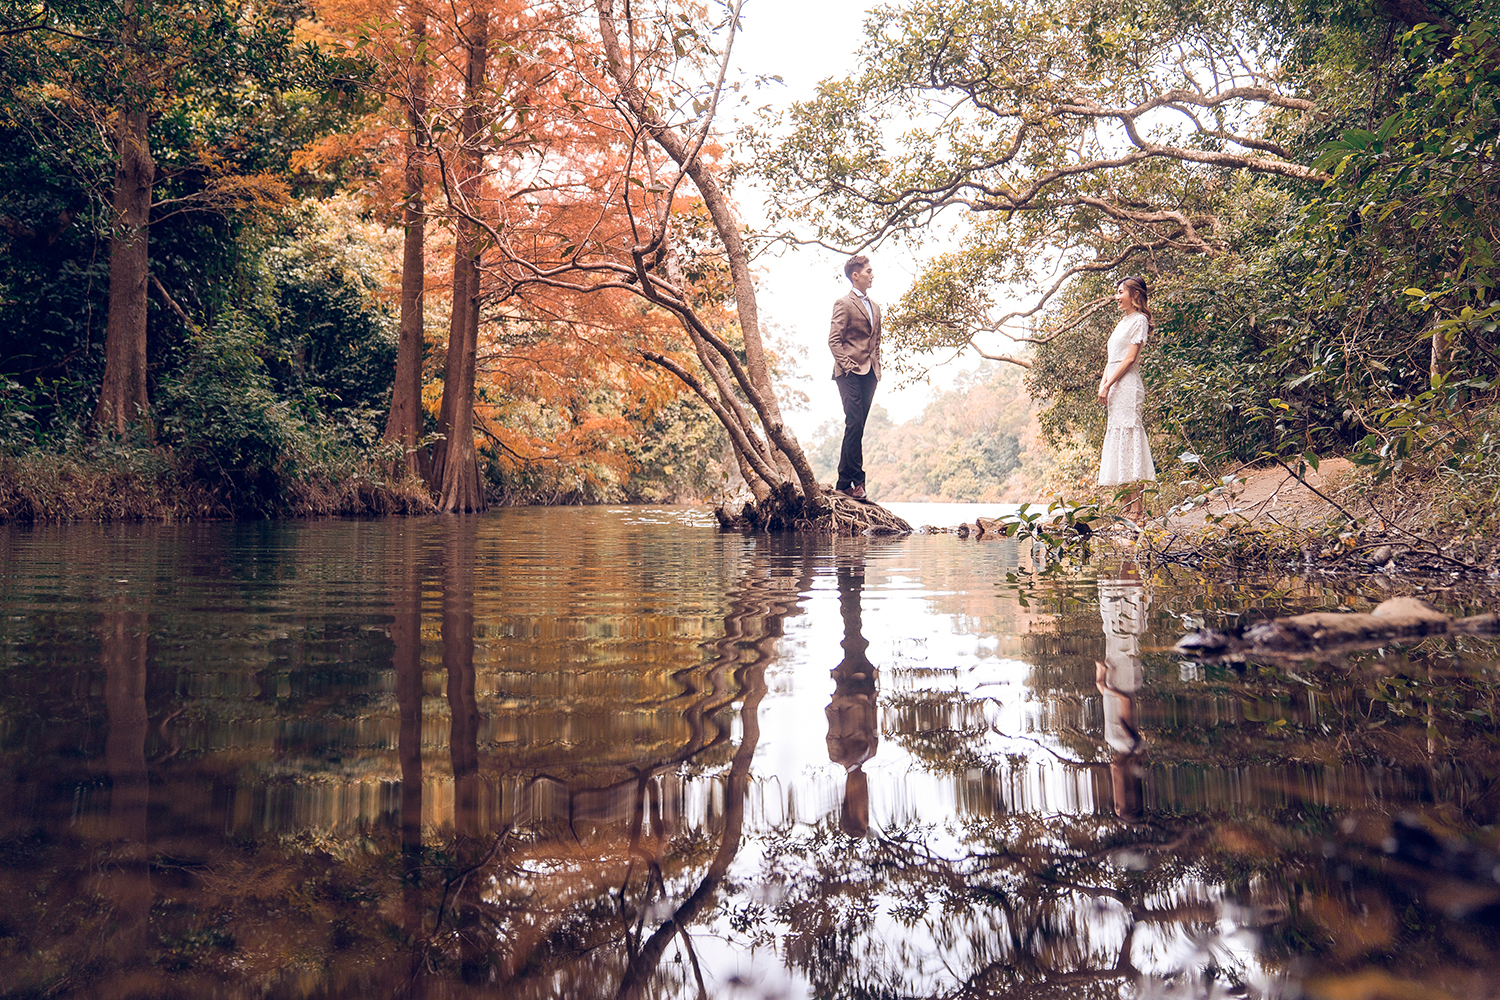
[852,289,876,327]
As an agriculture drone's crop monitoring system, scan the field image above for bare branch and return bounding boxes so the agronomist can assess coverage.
[640,350,781,485]
[971,349,1032,368]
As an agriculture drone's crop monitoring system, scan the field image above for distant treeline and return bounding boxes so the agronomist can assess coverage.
[808,363,1058,502]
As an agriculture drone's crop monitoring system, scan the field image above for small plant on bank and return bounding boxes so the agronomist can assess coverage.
[994,500,1099,547]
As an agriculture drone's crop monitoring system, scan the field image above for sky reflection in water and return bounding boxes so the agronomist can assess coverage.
[2,505,1500,999]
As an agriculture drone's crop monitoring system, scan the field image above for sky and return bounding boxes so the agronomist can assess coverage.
[721,0,970,443]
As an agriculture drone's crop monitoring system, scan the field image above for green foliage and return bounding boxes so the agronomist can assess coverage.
[760,0,1500,529]
[1294,18,1500,503]
[146,203,398,511]
[618,395,734,503]
[157,309,313,510]
[1,201,406,516]
[0,109,111,401]
[475,372,735,506]
[1312,21,1500,319]
[253,201,399,417]
[993,500,1099,551]
[0,0,368,430]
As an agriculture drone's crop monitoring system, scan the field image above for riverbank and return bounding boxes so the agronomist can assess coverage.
[6,446,1495,587]
[1134,459,1500,581]
[936,458,1500,583]
[0,450,434,521]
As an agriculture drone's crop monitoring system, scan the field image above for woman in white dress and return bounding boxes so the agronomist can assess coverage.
[1097,276,1156,521]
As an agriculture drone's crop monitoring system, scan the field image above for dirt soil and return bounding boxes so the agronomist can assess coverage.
[1162,457,1356,532]
[1138,457,1500,581]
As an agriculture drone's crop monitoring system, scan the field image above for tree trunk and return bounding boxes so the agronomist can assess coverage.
[434,221,484,511]
[595,0,822,507]
[384,13,429,479]
[431,4,488,513]
[1430,315,1449,385]
[93,90,155,437]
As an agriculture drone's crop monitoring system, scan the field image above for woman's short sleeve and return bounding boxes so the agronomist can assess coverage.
[1128,314,1149,346]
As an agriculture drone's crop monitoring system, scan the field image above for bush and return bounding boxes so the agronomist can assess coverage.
[156,310,314,513]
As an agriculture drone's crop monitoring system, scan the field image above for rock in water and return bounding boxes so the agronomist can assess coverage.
[1175,597,1500,658]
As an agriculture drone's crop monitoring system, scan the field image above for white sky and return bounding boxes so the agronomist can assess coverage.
[724,0,971,443]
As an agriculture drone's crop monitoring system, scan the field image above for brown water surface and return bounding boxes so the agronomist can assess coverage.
[2,505,1499,999]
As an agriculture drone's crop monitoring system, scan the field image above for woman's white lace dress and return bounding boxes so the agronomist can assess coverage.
[1098,312,1156,486]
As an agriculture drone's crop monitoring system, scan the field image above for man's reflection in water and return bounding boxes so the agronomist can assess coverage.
[1096,563,1147,820]
[826,543,877,837]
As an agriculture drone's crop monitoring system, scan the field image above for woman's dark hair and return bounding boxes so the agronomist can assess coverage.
[1120,275,1151,330]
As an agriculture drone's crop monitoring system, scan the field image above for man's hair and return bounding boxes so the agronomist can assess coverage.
[844,255,871,281]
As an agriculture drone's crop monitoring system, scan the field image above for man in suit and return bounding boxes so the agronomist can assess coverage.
[829,255,881,499]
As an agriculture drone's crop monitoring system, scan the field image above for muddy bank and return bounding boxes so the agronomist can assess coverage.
[1135,458,1500,580]
[1132,466,1498,581]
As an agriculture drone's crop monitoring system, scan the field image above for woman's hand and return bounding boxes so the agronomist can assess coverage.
[1097,378,1110,405]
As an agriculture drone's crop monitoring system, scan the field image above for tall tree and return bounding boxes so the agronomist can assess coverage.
[384,4,431,479]
[94,0,155,435]
[590,0,824,511]
[3,0,329,438]
[430,0,489,512]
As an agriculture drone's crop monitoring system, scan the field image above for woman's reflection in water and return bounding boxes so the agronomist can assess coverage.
[1096,562,1147,820]
[826,542,877,837]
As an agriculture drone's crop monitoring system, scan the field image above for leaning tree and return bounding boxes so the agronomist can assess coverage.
[430,0,909,532]
[756,0,1328,368]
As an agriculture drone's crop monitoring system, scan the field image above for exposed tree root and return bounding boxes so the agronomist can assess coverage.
[715,484,912,535]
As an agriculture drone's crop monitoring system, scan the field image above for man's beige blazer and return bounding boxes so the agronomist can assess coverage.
[828,291,882,379]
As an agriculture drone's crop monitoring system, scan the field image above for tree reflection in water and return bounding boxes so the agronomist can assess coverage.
[3,514,1500,998]
[100,600,152,982]
[403,524,809,996]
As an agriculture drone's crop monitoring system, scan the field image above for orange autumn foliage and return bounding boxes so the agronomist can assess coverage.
[302,0,725,501]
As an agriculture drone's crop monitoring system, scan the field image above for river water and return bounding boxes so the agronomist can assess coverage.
[2,505,1499,999]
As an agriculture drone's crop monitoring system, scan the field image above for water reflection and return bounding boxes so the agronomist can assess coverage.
[2,510,1500,998]
[826,542,877,838]
[1096,562,1145,821]
[100,600,151,969]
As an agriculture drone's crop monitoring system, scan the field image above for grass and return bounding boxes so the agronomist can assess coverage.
[0,446,434,522]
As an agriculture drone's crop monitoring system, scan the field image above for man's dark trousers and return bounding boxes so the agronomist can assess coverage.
[835,370,878,490]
